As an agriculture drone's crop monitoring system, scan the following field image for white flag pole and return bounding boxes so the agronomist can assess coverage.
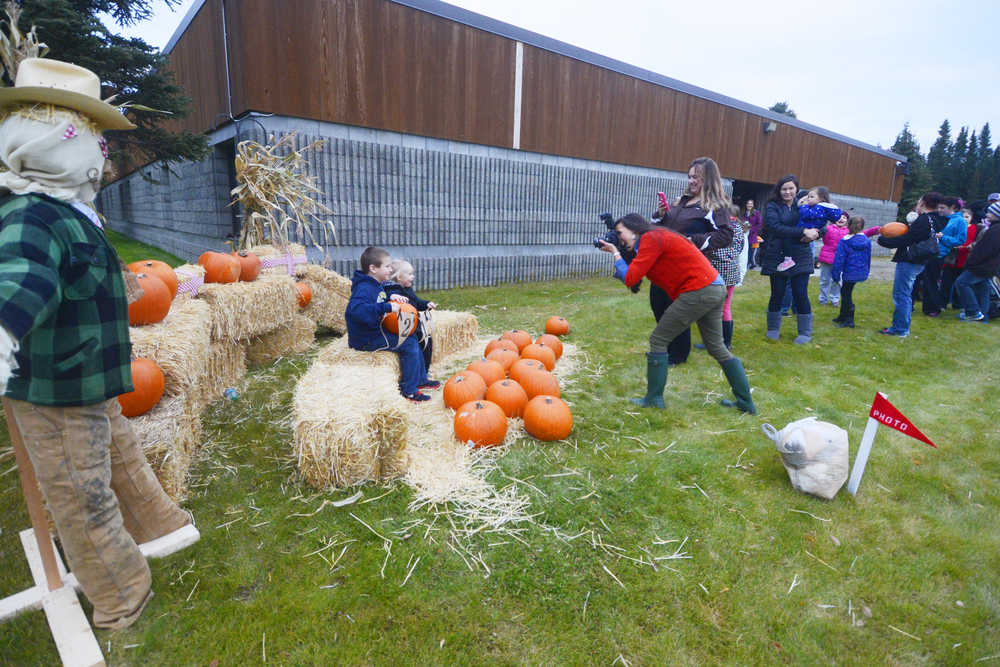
[847,417,881,495]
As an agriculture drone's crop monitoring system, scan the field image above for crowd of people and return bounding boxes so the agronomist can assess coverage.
[597,156,1000,410]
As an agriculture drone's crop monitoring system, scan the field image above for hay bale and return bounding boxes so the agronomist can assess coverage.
[173,263,205,300]
[293,361,409,488]
[129,298,212,398]
[196,273,298,341]
[194,341,247,409]
[428,310,478,363]
[247,243,308,276]
[245,314,316,367]
[295,264,351,333]
[316,336,400,370]
[129,394,203,502]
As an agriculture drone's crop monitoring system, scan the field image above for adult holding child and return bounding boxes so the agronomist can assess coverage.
[598,214,755,414]
[759,175,822,344]
[649,157,734,366]
[0,59,194,629]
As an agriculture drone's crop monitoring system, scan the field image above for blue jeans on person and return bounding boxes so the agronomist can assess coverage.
[769,273,811,314]
[889,261,925,334]
[351,334,428,395]
[953,270,990,318]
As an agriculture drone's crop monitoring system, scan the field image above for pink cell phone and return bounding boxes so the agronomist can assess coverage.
[657,192,668,209]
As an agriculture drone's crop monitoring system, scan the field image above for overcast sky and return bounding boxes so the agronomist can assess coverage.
[114,0,999,154]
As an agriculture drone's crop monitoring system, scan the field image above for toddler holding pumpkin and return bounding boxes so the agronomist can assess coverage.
[384,259,438,380]
[345,247,435,401]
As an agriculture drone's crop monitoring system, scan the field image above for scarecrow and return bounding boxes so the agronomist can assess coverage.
[0,58,192,629]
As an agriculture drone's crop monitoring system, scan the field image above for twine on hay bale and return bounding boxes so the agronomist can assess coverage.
[128,394,203,502]
[245,314,316,367]
[129,298,212,398]
[293,362,409,488]
[428,310,478,364]
[295,264,351,333]
[194,340,247,409]
[196,273,297,341]
[173,263,205,299]
[247,243,309,276]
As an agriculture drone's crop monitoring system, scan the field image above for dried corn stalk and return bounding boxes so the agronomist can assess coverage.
[231,132,337,256]
[0,1,48,83]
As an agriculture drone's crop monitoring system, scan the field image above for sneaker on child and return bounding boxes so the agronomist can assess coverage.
[777,257,796,272]
[404,391,431,402]
[418,380,441,390]
[957,311,985,321]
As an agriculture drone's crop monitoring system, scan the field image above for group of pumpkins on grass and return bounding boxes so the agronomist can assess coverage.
[447,316,573,448]
[118,250,313,418]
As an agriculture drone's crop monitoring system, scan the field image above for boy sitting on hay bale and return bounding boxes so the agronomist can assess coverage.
[346,246,440,402]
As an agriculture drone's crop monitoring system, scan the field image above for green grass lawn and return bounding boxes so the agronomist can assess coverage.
[1,257,998,665]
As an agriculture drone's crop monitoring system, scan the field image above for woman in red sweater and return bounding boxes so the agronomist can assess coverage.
[599,214,756,413]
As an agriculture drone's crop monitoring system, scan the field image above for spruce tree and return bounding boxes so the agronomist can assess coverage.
[891,123,932,218]
[949,127,969,198]
[14,0,209,172]
[926,119,952,192]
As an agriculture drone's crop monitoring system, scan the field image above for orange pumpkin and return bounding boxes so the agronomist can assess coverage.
[520,342,557,371]
[500,329,532,352]
[118,358,165,417]
[523,395,573,441]
[466,358,505,387]
[486,379,529,418]
[486,348,518,373]
[443,371,487,410]
[545,316,570,336]
[382,302,418,335]
[509,358,547,386]
[128,274,171,325]
[198,251,241,283]
[453,400,508,448]
[484,338,519,357]
[127,260,178,299]
[295,282,313,308]
[535,334,563,360]
[880,221,908,238]
[233,250,262,281]
[520,369,561,399]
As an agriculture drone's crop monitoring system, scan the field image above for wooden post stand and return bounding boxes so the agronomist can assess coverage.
[0,398,200,666]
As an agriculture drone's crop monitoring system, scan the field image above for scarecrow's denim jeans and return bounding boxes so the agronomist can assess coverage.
[890,261,925,334]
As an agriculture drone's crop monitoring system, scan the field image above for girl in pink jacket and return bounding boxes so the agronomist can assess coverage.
[818,212,850,305]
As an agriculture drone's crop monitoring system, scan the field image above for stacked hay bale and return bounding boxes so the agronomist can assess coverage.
[293,311,479,489]
[427,310,479,363]
[248,243,309,276]
[295,263,351,333]
[128,395,203,501]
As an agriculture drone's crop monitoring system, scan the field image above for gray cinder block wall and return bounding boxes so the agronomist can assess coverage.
[97,117,900,286]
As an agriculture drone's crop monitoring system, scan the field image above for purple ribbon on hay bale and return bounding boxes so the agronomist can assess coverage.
[175,271,204,295]
[261,251,308,275]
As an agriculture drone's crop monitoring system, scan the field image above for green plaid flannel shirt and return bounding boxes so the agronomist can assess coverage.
[0,194,132,406]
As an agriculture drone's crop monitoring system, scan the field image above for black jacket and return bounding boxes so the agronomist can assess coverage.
[383,282,431,310]
[759,200,814,276]
[964,224,1000,277]
[877,213,933,264]
[658,195,734,255]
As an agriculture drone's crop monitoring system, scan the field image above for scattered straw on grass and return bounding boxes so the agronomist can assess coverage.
[293,362,409,488]
[197,274,298,341]
[129,298,212,398]
[128,394,203,502]
[245,314,316,367]
[295,264,351,333]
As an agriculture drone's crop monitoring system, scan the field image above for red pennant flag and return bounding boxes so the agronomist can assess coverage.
[869,392,937,448]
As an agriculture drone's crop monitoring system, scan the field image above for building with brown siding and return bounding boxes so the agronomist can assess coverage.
[97,0,906,287]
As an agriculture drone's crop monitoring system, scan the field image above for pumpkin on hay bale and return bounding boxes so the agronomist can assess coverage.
[127,393,203,502]
[128,260,178,299]
[294,264,351,333]
[196,273,298,341]
[232,250,262,282]
[128,273,172,326]
[245,314,316,367]
[198,251,241,284]
[293,361,409,488]
[295,282,312,308]
[118,358,165,417]
[129,298,212,399]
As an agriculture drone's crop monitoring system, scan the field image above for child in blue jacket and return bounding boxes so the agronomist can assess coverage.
[935,196,969,261]
[830,216,873,328]
[777,186,842,272]
[384,259,438,378]
[345,246,434,402]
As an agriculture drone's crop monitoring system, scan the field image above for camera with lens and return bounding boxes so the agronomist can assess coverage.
[592,212,621,249]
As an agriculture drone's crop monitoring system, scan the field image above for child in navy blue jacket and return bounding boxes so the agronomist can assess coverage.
[345,246,435,402]
[830,216,873,328]
[777,186,842,272]
[384,259,438,378]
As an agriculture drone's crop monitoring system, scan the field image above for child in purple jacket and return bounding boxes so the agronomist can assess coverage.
[830,216,873,328]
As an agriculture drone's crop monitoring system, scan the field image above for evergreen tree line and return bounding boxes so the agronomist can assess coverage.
[891,120,999,218]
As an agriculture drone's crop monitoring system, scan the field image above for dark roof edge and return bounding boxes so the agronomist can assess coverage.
[391,0,906,163]
[162,0,208,56]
